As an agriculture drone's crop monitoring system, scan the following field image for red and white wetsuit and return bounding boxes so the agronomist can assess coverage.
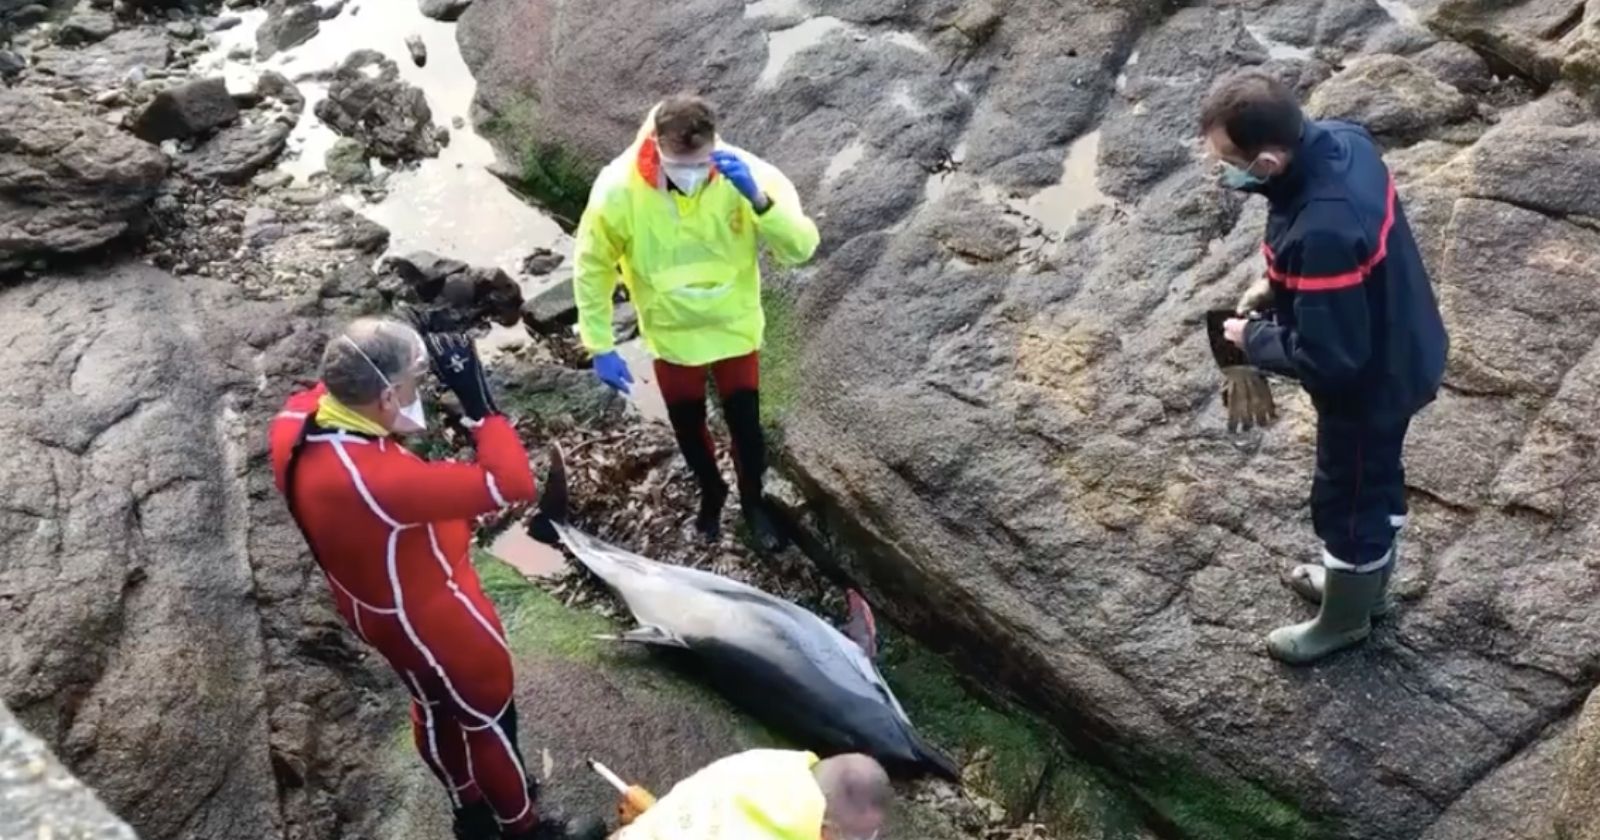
[268,383,539,832]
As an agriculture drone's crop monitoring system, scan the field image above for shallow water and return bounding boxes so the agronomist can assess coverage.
[824,138,867,184]
[1372,0,1421,29]
[759,16,851,87]
[1243,25,1314,61]
[194,5,665,419]
[1013,130,1108,234]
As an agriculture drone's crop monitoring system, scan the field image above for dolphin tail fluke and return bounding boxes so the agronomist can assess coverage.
[615,624,690,649]
[529,442,571,545]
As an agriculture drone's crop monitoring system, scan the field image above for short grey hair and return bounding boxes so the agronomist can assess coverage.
[320,317,426,406]
[814,754,890,835]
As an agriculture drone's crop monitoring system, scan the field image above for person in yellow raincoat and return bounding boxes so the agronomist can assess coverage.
[615,750,889,840]
[572,94,820,552]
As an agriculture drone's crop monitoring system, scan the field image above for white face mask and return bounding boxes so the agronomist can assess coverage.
[342,336,428,434]
[393,394,427,434]
[663,162,710,193]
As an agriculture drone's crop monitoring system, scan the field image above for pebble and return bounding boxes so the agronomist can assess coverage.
[166,21,198,40]
[210,15,243,33]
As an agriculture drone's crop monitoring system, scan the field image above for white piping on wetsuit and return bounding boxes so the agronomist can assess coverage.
[328,440,532,826]
[407,671,470,807]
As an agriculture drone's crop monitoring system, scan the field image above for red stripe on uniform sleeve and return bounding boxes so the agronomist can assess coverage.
[1266,174,1396,293]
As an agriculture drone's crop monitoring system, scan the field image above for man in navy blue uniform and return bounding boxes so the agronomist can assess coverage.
[1201,69,1449,665]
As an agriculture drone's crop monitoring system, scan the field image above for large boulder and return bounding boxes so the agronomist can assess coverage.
[0,266,283,837]
[0,261,434,840]
[132,77,241,142]
[1307,55,1476,143]
[256,3,321,60]
[1427,0,1600,97]
[178,120,293,185]
[313,49,440,162]
[459,0,1600,837]
[0,90,167,271]
[31,29,169,90]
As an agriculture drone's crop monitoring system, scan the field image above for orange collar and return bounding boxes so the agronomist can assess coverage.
[636,135,721,191]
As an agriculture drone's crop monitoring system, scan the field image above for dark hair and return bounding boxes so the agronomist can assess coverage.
[1199,69,1304,157]
[654,94,717,153]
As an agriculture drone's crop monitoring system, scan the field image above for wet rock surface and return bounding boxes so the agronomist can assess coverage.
[460,0,1600,837]
[180,119,293,184]
[0,89,167,271]
[314,49,440,162]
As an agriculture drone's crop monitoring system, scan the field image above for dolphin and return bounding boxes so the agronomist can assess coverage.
[531,444,960,780]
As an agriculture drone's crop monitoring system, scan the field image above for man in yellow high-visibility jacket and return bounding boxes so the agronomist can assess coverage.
[572,94,820,552]
[615,750,890,840]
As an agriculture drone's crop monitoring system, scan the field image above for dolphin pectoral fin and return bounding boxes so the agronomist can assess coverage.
[614,624,690,649]
[535,442,571,527]
[842,589,879,660]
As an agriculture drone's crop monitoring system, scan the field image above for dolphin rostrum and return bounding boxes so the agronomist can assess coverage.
[531,444,960,780]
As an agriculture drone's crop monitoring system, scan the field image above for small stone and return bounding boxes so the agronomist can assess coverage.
[210,15,243,33]
[166,21,198,40]
[317,0,346,21]
[405,34,427,67]
[451,115,465,130]
[324,137,371,184]
[434,126,450,147]
[0,51,26,80]
[93,89,124,106]
[419,0,473,22]
[252,170,295,191]
[12,6,50,27]
[56,11,117,47]
[243,206,287,248]
[521,247,564,276]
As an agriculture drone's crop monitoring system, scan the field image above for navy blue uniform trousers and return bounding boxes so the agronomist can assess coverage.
[1312,410,1410,567]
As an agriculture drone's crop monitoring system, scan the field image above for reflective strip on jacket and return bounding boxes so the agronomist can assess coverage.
[1243,119,1449,421]
[615,749,825,840]
[572,105,820,367]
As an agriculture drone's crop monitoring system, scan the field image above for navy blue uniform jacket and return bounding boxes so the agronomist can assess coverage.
[1244,120,1449,422]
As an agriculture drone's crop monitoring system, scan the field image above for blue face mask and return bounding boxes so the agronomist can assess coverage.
[1219,162,1265,190]
[1217,153,1276,190]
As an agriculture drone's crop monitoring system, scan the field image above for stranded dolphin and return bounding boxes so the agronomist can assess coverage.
[531,444,959,780]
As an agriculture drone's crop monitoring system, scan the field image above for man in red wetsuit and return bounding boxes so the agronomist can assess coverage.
[268,317,602,840]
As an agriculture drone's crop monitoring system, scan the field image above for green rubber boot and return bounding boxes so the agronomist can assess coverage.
[1267,567,1387,665]
[1288,517,1403,616]
[1286,558,1395,617]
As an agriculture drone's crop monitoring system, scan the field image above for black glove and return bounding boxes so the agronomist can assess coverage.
[425,332,500,421]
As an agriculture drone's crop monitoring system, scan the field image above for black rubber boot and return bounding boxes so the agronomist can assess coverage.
[452,800,498,840]
[666,398,730,542]
[722,389,787,553]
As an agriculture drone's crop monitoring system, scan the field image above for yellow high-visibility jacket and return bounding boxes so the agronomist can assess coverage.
[571,105,820,367]
[616,749,826,840]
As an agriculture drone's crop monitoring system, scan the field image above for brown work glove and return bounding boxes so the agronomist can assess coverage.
[1220,365,1277,433]
[1235,275,1275,316]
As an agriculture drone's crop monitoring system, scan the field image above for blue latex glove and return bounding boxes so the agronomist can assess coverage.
[592,350,634,395]
[711,150,767,210]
